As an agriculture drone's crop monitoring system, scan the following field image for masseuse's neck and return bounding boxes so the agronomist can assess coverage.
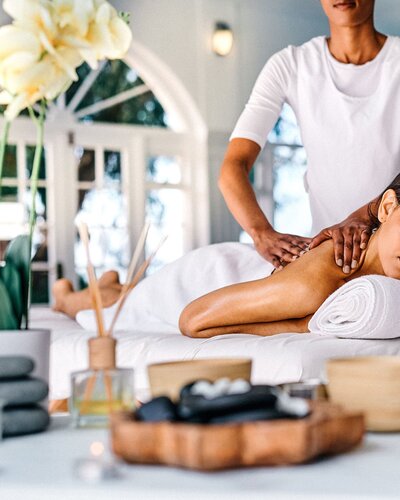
[328,22,387,64]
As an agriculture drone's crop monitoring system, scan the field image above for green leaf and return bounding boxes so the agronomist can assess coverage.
[0,261,22,327]
[0,278,19,330]
[4,235,30,327]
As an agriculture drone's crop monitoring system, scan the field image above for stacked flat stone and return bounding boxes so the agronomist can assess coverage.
[0,356,50,438]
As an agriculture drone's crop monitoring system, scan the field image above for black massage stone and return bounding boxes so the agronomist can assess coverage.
[2,405,50,437]
[177,385,277,422]
[207,407,295,424]
[136,396,178,422]
[0,356,34,379]
[0,377,48,406]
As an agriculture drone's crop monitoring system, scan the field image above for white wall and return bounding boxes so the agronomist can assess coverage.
[113,0,324,132]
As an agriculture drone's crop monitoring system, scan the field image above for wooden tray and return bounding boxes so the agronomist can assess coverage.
[110,402,365,470]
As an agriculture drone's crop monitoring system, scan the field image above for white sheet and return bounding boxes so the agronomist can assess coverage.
[76,242,274,333]
[31,307,400,401]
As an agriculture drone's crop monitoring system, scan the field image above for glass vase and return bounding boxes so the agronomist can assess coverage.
[70,368,135,428]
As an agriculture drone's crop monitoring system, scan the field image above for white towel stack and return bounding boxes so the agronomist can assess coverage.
[308,275,400,339]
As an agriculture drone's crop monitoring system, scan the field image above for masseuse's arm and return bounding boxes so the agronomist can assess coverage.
[222,49,313,268]
[219,138,311,268]
[310,197,379,273]
[179,240,347,338]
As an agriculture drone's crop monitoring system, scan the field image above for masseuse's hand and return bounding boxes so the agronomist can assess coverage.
[309,216,372,274]
[253,228,312,269]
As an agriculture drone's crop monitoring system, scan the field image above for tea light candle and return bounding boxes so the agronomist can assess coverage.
[74,441,120,483]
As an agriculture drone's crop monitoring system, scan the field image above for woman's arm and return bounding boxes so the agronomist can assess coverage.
[179,240,347,338]
[180,315,313,339]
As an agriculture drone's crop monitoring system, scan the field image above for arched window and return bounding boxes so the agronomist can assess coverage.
[0,48,209,302]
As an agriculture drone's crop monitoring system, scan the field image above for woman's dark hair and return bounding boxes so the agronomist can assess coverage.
[368,172,400,229]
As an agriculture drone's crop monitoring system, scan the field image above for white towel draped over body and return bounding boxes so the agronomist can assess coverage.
[308,275,400,339]
[76,243,274,334]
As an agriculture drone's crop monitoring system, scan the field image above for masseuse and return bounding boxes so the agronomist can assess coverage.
[219,0,400,272]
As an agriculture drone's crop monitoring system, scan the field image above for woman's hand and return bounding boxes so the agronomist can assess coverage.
[253,228,312,269]
[309,216,372,273]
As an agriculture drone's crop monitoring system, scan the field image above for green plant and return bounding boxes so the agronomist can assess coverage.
[0,100,45,330]
[0,235,30,329]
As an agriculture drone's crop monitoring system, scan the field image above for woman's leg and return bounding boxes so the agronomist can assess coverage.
[52,271,123,319]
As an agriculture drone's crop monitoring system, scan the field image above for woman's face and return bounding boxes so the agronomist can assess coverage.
[376,191,400,279]
[320,0,375,28]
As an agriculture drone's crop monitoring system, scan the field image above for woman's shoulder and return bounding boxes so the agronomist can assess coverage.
[282,239,349,286]
[268,239,347,305]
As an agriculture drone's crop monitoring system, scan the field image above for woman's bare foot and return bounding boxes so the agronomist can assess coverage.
[98,270,123,308]
[52,279,74,313]
[98,270,120,287]
[52,271,123,319]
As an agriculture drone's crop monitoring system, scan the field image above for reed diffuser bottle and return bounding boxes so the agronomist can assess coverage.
[70,222,136,428]
[71,336,134,428]
[70,221,164,428]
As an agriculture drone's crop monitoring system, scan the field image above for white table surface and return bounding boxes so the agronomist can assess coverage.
[0,415,400,500]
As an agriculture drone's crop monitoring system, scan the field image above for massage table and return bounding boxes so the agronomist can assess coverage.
[31,307,400,403]
[30,243,400,404]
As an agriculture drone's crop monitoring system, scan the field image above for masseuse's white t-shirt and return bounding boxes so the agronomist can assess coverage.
[230,36,400,234]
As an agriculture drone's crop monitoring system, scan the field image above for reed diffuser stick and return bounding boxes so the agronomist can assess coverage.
[126,222,150,285]
[103,222,150,336]
[107,235,167,336]
[77,222,106,337]
[78,222,112,410]
[81,373,97,414]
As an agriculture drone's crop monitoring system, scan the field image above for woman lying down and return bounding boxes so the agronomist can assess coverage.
[53,175,400,338]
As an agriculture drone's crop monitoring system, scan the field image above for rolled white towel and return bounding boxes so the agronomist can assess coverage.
[308,275,400,339]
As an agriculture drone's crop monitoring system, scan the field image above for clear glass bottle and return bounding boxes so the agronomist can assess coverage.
[70,337,135,428]
[71,368,135,428]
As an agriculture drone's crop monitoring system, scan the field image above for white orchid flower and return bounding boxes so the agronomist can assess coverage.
[0,89,12,105]
[0,47,81,119]
[79,2,132,66]
[3,0,48,24]
[52,0,96,37]
[0,0,131,119]
[1,91,42,121]
[4,0,57,40]
[0,25,41,61]
[0,25,42,96]
[38,29,82,81]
